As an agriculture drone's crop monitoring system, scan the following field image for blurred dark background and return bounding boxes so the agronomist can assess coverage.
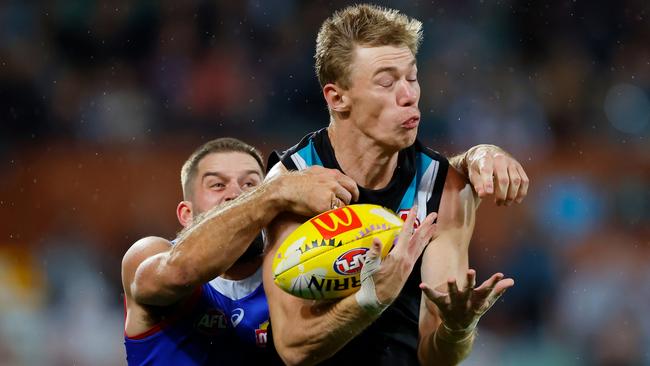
[0,0,648,365]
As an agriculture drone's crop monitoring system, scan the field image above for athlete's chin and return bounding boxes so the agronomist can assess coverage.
[393,128,418,149]
[380,135,417,153]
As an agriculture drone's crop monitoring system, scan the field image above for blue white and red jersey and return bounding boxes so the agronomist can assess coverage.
[124,267,281,365]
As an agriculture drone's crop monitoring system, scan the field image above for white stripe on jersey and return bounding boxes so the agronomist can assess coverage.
[290,153,308,171]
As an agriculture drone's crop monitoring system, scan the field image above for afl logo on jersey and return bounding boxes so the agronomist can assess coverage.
[333,248,368,275]
[196,309,228,336]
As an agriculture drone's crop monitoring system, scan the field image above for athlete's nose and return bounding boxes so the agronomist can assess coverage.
[223,184,243,201]
[397,79,418,107]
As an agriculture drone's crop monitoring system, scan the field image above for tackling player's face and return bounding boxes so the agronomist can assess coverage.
[190,152,263,217]
[344,45,420,150]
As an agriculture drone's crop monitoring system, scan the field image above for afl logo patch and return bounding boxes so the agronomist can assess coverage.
[195,309,228,336]
[333,248,368,275]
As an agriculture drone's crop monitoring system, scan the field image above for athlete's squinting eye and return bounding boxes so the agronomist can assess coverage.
[377,77,394,87]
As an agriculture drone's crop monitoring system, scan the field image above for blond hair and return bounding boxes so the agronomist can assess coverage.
[180,138,264,200]
[315,4,423,89]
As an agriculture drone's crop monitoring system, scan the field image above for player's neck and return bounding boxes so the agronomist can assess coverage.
[327,124,398,190]
[221,256,263,280]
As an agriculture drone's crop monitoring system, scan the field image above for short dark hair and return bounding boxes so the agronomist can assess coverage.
[180,138,264,199]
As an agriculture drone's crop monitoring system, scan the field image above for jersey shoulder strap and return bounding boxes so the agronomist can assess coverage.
[269,129,327,172]
[417,142,449,216]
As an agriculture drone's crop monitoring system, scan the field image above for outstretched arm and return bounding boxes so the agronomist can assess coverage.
[416,168,514,365]
[449,144,529,205]
[418,269,513,365]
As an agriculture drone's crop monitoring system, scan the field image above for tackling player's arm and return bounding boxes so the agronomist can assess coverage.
[263,163,438,366]
[123,168,359,308]
[123,180,293,309]
[417,168,514,365]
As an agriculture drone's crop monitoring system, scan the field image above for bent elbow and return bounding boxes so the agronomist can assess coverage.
[131,261,197,305]
[162,261,201,294]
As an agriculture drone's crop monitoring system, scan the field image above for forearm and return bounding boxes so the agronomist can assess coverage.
[169,181,286,284]
[420,323,475,366]
[418,211,476,365]
[274,295,379,365]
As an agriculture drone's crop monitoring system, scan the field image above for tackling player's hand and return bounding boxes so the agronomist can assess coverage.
[275,166,360,216]
[420,270,514,335]
[465,145,529,206]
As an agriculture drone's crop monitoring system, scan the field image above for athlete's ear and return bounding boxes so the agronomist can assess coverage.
[177,201,193,228]
[323,83,350,113]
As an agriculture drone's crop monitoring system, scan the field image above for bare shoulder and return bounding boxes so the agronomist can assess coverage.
[121,236,172,296]
[436,166,478,232]
[122,236,175,337]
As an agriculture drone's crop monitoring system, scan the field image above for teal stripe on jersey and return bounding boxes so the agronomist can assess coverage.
[396,152,434,213]
[396,175,417,213]
[295,140,323,168]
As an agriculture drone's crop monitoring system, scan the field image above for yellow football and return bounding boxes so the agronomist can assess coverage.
[272,204,403,300]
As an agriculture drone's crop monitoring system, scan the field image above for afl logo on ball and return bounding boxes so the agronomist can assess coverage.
[333,248,368,275]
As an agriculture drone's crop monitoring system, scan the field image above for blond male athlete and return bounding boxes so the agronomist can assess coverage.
[264,4,529,365]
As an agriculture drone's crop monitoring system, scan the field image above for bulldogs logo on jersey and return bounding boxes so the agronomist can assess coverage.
[255,321,269,347]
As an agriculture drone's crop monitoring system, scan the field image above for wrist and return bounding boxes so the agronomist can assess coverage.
[461,144,500,177]
[264,177,291,213]
[436,321,477,343]
[354,244,389,316]
[456,146,481,178]
[354,280,388,316]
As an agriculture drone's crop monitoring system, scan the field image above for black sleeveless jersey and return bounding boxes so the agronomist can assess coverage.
[270,128,449,365]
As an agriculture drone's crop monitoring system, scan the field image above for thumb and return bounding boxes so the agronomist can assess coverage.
[366,237,383,262]
[360,238,383,281]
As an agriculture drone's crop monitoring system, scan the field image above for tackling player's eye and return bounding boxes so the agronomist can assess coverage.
[242,181,256,188]
[210,182,226,190]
